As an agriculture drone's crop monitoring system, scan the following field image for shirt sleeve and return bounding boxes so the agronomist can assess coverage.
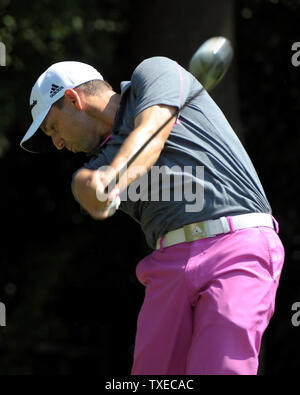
[131,56,195,117]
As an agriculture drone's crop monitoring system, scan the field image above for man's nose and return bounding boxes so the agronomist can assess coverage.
[52,136,65,150]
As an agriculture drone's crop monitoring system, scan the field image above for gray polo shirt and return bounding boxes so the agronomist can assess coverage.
[79,56,271,249]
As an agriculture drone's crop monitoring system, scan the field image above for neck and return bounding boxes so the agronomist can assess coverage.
[103,92,121,125]
[86,91,121,124]
[84,90,121,142]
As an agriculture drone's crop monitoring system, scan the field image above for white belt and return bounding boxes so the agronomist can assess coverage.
[156,213,274,249]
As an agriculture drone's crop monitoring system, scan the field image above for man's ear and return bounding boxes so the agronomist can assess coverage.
[64,88,83,110]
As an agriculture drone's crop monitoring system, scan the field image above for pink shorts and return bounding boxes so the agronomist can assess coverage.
[131,225,285,375]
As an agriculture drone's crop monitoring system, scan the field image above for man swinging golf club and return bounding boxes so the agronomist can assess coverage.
[20,37,285,375]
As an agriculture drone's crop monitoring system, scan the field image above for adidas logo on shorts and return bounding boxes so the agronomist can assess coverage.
[50,83,64,98]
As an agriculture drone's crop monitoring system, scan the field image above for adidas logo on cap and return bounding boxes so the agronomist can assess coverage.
[50,83,64,98]
[30,99,37,111]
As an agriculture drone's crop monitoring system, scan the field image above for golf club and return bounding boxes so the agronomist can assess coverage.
[104,36,234,195]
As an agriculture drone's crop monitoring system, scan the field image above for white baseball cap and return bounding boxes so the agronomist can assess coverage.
[20,61,104,153]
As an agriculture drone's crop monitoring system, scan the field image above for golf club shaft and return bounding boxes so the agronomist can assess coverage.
[104,86,204,193]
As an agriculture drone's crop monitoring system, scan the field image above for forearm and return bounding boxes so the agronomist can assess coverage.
[110,126,164,190]
[72,168,99,209]
[72,168,114,220]
[110,104,176,191]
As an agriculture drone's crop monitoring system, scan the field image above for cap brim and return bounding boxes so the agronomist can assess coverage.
[20,107,55,153]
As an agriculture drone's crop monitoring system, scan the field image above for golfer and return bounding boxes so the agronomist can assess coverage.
[20,57,285,375]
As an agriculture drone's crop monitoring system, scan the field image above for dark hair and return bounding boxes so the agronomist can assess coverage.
[53,95,65,109]
[53,79,112,109]
[77,79,112,94]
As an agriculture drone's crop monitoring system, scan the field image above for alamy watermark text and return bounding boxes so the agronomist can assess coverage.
[96,164,205,213]
[0,42,5,66]
[0,302,6,326]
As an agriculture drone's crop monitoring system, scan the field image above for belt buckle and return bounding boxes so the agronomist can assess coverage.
[183,222,207,242]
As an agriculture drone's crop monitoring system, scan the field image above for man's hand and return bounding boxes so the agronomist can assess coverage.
[72,168,120,220]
